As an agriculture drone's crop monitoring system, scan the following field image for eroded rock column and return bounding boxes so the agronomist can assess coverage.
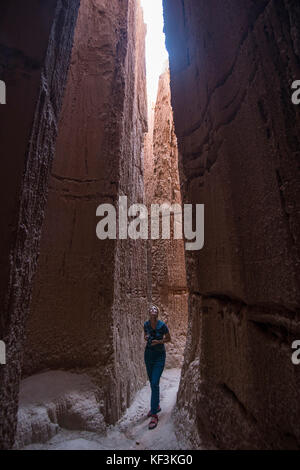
[164,0,300,449]
[0,0,80,449]
[23,0,148,425]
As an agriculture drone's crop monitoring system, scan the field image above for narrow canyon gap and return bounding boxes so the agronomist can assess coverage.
[21,0,187,432]
[144,69,188,369]
[0,0,299,450]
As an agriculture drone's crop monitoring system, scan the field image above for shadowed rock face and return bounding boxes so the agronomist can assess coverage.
[14,371,106,449]
[22,0,148,425]
[0,0,80,450]
[144,70,188,368]
[163,0,300,449]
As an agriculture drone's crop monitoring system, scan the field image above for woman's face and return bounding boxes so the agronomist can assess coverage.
[149,306,158,320]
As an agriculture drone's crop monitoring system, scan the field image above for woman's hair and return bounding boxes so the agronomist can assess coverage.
[149,304,160,315]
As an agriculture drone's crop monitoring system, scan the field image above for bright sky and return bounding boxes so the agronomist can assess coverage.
[141,0,169,107]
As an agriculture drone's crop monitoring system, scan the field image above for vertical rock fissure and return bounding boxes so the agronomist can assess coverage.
[144,69,188,369]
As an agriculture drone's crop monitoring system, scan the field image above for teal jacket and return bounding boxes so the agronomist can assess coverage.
[144,319,169,352]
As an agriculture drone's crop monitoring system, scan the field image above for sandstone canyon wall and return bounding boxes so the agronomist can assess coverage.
[110,0,149,421]
[164,0,300,449]
[144,70,188,368]
[22,0,148,426]
[0,0,80,450]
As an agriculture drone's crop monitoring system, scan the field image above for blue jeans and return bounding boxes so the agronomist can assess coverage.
[144,347,166,415]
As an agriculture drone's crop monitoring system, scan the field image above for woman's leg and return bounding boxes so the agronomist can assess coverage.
[144,349,154,385]
[145,349,155,413]
[150,351,166,415]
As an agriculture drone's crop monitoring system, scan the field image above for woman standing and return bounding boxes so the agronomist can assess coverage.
[144,305,171,430]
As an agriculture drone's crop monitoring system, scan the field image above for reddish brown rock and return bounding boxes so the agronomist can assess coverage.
[144,70,188,368]
[163,0,300,449]
[22,0,148,425]
[0,0,80,450]
[110,0,149,420]
[2,0,300,451]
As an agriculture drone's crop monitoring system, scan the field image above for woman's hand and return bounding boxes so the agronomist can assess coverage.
[151,339,163,345]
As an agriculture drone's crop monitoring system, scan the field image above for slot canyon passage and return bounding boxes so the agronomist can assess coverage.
[0,0,300,451]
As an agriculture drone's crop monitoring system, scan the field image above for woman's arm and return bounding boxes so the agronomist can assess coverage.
[163,332,171,344]
[144,326,150,342]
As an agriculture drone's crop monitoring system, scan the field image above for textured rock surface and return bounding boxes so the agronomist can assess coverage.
[144,70,188,368]
[163,0,300,449]
[22,0,148,426]
[0,0,80,449]
[111,0,149,422]
[14,371,106,449]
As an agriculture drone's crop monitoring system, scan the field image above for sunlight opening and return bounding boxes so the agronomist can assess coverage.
[141,0,169,108]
